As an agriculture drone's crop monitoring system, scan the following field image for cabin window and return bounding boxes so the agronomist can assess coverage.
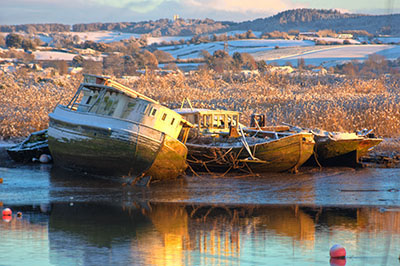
[151,108,157,116]
[212,114,220,128]
[171,118,175,125]
[85,96,92,104]
[213,114,225,129]
[203,115,212,128]
[95,92,118,116]
[141,104,148,114]
[162,113,167,120]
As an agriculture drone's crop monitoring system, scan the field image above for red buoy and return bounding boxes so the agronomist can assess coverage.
[2,215,12,222]
[330,244,346,258]
[2,208,12,217]
[330,258,346,266]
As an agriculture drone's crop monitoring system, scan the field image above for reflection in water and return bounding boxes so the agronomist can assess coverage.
[2,202,400,265]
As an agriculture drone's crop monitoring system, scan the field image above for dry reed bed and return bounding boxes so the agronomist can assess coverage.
[0,72,78,139]
[1,71,400,154]
[123,72,400,138]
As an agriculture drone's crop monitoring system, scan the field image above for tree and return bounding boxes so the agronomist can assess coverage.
[297,58,306,70]
[0,35,5,47]
[153,50,175,63]
[6,33,23,48]
[212,50,232,73]
[72,55,84,67]
[83,60,103,75]
[256,60,267,72]
[103,54,124,76]
[141,50,158,69]
[21,39,36,51]
[232,52,243,70]
[246,30,256,39]
[241,53,257,70]
[342,62,358,76]
[123,55,137,75]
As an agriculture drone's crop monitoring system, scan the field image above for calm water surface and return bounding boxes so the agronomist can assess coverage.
[1,165,400,266]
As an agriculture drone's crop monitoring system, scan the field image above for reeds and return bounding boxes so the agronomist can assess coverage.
[0,71,78,139]
[1,70,400,154]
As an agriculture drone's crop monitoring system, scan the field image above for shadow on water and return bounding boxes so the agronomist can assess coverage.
[2,200,400,265]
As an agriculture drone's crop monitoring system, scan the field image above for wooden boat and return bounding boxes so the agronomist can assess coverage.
[248,114,383,167]
[176,108,315,173]
[308,129,383,166]
[7,129,50,163]
[48,74,192,181]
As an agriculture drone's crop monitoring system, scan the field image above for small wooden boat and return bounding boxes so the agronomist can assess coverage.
[7,129,50,163]
[248,114,383,167]
[48,74,192,182]
[176,108,315,173]
[309,129,383,166]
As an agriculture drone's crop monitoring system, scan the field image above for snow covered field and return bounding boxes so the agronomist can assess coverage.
[253,44,397,67]
[32,50,103,61]
[159,39,314,59]
[2,30,399,66]
[42,31,192,45]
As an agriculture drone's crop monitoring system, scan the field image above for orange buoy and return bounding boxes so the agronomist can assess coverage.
[0,178,3,183]
[16,212,22,218]
[2,208,12,217]
[330,244,346,259]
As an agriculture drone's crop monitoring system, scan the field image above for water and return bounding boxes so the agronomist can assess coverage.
[1,165,400,266]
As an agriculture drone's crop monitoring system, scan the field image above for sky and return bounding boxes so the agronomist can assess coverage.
[0,0,399,25]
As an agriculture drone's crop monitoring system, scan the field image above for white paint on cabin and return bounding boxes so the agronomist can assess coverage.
[65,88,187,139]
[50,106,165,142]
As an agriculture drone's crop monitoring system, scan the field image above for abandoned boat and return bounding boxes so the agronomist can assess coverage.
[7,129,50,163]
[48,74,192,181]
[307,129,383,166]
[248,114,383,167]
[175,108,315,173]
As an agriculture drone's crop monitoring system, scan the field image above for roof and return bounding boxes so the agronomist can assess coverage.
[175,108,240,116]
[82,74,158,105]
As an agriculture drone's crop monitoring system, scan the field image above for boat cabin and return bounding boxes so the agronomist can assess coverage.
[176,108,240,135]
[64,74,192,140]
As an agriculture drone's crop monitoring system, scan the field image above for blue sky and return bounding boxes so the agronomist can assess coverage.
[0,0,399,25]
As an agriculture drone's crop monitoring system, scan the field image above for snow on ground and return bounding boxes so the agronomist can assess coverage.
[159,39,314,59]
[376,45,400,59]
[60,31,140,43]
[33,51,103,61]
[42,31,192,45]
[33,51,77,61]
[147,36,192,45]
[257,44,395,67]
[313,37,360,44]
[375,37,400,44]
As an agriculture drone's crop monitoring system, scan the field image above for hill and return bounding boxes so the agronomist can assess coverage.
[0,9,399,36]
[231,9,400,35]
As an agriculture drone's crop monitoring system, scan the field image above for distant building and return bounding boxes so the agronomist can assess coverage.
[173,14,180,21]
[338,34,353,39]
